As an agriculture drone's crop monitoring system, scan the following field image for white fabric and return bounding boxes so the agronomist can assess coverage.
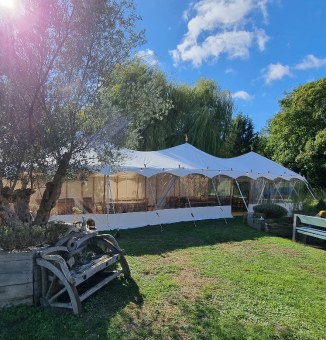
[100,143,304,181]
[50,206,232,231]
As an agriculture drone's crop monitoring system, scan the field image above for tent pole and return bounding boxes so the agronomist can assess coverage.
[289,181,299,199]
[257,178,266,205]
[304,180,317,200]
[106,175,116,228]
[212,177,227,224]
[185,176,197,227]
[107,175,115,214]
[272,181,286,208]
[156,175,177,208]
[235,179,249,212]
[273,181,284,202]
[148,176,164,232]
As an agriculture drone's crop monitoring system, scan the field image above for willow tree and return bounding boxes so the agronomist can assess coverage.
[187,79,233,156]
[141,78,234,155]
[0,0,143,225]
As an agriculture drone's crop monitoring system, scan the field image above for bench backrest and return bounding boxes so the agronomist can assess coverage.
[294,214,326,229]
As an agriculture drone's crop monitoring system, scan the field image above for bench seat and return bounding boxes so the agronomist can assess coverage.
[36,231,130,314]
[296,226,326,240]
[293,214,326,243]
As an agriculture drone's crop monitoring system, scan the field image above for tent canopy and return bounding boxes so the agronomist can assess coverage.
[100,143,304,182]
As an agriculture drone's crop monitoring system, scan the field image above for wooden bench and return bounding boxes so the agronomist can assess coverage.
[292,214,326,243]
[36,229,130,314]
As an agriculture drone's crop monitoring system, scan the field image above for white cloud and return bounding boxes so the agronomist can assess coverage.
[256,28,269,51]
[295,54,326,70]
[263,63,292,84]
[172,30,253,67]
[135,49,158,66]
[225,68,235,74]
[170,0,271,67]
[232,90,253,100]
[256,0,269,23]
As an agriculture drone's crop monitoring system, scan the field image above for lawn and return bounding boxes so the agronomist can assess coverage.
[0,218,325,339]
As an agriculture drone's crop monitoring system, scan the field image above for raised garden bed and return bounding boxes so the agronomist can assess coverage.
[244,213,293,237]
[0,249,42,308]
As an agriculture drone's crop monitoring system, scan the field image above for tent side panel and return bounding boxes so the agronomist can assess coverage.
[49,206,232,230]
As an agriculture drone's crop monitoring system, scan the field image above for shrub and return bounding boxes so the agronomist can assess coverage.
[301,197,326,215]
[0,222,70,251]
[316,198,326,211]
[253,203,288,219]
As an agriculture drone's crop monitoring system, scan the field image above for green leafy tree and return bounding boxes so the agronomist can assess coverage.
[101,58,173,150]
[225,113,257,157]
[187,79,233,156]
[100,64,233,156]
[266,77,326,188]
[0,0,143,225]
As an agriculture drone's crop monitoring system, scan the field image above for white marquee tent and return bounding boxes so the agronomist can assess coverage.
[46,143,309,230]
[100,143,304,181]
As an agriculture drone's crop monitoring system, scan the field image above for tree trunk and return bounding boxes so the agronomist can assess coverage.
[34,152,71,225]
[0,191,22,227]
[14,189,35,224]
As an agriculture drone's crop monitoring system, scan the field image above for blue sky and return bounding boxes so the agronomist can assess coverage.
[134,0,326,131]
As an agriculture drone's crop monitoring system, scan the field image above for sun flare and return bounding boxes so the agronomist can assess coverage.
[0,0,17,11]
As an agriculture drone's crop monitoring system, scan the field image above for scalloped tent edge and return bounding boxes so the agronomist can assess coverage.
[99,143,306,182]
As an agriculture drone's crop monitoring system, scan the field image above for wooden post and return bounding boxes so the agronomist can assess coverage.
[103,175,106,208]
[292,214,297,241]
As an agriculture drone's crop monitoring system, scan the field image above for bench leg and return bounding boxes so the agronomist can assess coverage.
[292,215,297,241]
[37,258,82,314]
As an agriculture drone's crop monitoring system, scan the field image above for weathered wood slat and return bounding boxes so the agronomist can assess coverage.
[0,272,33,286]
[72,254,121,286]
[33,260,42,305]
[0,251,34,261]
[79,271,121,302]
[0,250,36,308]
[0,283,33,307]
[0,297,33,308]
[50,302,73,309]
[0,260,33,274]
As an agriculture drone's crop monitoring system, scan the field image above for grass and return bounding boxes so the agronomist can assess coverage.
[1,218,326,339]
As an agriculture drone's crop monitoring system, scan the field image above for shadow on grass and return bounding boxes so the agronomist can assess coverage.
[0,277,144,340]
[108,217,269,257]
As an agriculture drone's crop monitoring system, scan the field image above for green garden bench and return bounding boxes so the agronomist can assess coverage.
[292,214,326,243]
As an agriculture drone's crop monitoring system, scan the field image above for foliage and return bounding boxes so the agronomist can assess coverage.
[0,0,144,225]
[0,222,70,251]
[187,78,233,156]
[301,197,326,215]
[253,203,288,218]
[224,113,257,156]
[103,64,234,155]
[1,219,325,339]
[99,58,173,150]
[266,77,326,188]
